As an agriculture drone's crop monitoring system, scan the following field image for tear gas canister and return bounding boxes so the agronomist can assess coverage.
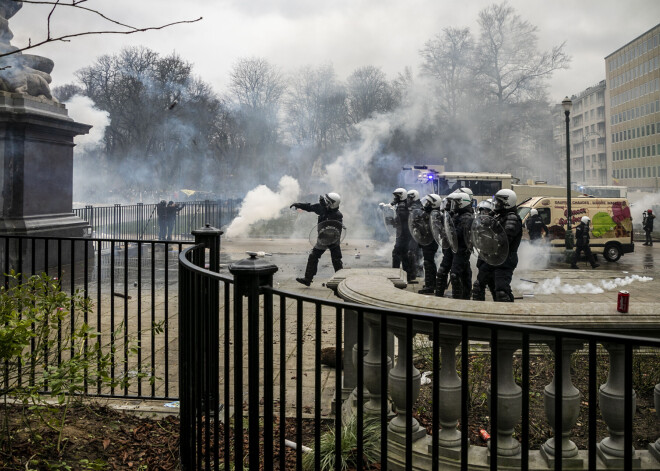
[617,290,630,313]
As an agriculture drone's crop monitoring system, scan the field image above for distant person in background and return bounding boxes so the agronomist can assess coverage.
[165,201,185,240]
[525,209,549,242]
[643,209,655,246]
[156,200,168,240]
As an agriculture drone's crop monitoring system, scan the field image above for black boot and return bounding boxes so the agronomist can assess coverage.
[418,261,436,294]
[472,281,486,301]
[450,273,463,299]
[296,277,311,286]
[435,267,448,297]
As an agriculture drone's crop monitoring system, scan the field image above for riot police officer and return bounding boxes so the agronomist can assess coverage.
[417,194,441,294]
[525,209,548,241]
[391,188,415,281]
[472,199,496,301]
[435,198,453,297]
[446,191,474,299]
[474,189,523,302]
[407,190,423,282]
[291,193,344,286]
[570,216,599,269]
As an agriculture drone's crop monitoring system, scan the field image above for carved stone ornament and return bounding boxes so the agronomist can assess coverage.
[0,0,55,100]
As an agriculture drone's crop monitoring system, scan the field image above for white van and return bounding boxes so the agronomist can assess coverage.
[517,196,634,262]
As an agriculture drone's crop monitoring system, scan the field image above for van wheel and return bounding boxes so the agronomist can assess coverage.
[603,243,622,262]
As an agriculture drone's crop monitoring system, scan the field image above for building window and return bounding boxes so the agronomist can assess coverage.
[654,167,657,178]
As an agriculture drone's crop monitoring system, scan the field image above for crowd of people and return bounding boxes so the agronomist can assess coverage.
[383,187,525,302]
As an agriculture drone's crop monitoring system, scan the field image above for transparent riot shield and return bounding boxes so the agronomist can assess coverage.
[443,211,458,254]
[379,204,397,237]
[470,215,509,266]
[309,220,346,248]
[408,208,434,246]
[430,210,446,245]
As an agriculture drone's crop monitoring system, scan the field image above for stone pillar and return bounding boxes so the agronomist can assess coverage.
[488,339,522,461]
[363,314,392,415]
[388,324,425,442]
[597,343,640,467]
[649,383,660,462]
[436,335,462,451]
[541,340,583,467]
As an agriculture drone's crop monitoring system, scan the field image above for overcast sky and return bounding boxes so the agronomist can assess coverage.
[8,0,660,104]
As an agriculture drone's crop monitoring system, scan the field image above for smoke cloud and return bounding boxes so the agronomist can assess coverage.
[225,175,301,237]
[66,95,110,150]
[514,274,653,295]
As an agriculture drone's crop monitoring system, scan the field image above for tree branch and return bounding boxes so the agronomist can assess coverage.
[0,0,203,59]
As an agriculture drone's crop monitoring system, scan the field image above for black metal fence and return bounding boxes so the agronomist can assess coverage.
[179,233,660,471]
[1,234,186,400]
[73,200,240,242]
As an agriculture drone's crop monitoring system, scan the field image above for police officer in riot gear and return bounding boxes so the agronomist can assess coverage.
[417,194,441,294]
[435,198,453,297]
[447,191,474,299]
[473,189,523,302]
[472,199,496,301]
[407,190,423,281]
[391,188,415,281]
[291,192,343,286]
[643,209,655,246]
[525,209,548,241]
[570,216,600,269]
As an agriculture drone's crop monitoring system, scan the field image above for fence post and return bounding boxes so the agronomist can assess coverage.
[229,253,278,471]
[137,203,144,240]
[191,224,223,271]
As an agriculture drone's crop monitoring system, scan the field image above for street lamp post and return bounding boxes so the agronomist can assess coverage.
[562,97,574,252]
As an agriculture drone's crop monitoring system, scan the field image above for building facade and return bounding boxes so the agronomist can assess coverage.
[605,24,660,191]
[569,81,607,187]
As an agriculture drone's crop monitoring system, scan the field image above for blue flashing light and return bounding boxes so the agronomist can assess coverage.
[427,174,434,180]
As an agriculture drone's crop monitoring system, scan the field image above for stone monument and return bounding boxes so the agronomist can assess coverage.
[0,0,91,271]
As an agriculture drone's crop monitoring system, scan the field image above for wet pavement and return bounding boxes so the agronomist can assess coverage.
[218,236,659,308]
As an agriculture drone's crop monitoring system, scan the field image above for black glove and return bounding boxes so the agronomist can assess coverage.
[290,203,299,209]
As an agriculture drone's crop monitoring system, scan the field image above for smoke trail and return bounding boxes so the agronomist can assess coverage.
[66,95,110,150]
[225,175,301,237]
[514,274,653,295]
[628,191,660,226]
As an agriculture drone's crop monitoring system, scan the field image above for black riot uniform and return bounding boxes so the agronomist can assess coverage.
[526,214,548,241]
[392,198,415,281]
[436,203,453,297]
[570,219,599,269]
[407,197,424,281]
[417,204,439,294]
[291,197,343,285]
[475,206,523,302]
[643,210,655,246]
[449,205,474,300]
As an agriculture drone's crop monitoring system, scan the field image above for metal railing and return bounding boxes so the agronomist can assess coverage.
[1,234,187,400]
[179,234,660,471]
[74,200,240,242]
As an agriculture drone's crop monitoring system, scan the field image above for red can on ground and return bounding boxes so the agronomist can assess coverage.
[617,290,630,313]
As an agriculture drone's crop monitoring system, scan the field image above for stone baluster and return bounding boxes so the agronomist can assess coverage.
[363,314,392,415]
[649,383,660,462]
[488,339,522,461]
[541,340,583,467]
[597,343,640,467]
[388,324,426,442]
[436,335,462,450]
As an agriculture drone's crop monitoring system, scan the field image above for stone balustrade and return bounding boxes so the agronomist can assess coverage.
[328,268,660,470]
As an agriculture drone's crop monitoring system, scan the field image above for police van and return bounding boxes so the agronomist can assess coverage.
[517,196,634,262]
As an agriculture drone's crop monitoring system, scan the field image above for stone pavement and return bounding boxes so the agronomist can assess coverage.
[104,237,660,418]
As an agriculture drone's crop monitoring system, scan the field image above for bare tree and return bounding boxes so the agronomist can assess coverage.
[346,65,394,124]
[473,1,570,104]
[0,0,202,59]
[420,27,474,119]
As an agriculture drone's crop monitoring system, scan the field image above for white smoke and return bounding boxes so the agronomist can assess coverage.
[65,95,110,150]
[516,241,552,271]
[628,190,660,226]
[324,81,433,237]
[225,175,301,237]
[514,274,653,295]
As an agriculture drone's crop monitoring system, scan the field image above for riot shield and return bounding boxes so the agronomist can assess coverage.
[309,220,346,248]
[443,211,458,253]
[470,215,509,266]
[408,209,434,246]
[430,210,446,245]
[379,203,397,237]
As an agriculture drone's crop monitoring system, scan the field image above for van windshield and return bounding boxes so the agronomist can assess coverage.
[517,207,531,220]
